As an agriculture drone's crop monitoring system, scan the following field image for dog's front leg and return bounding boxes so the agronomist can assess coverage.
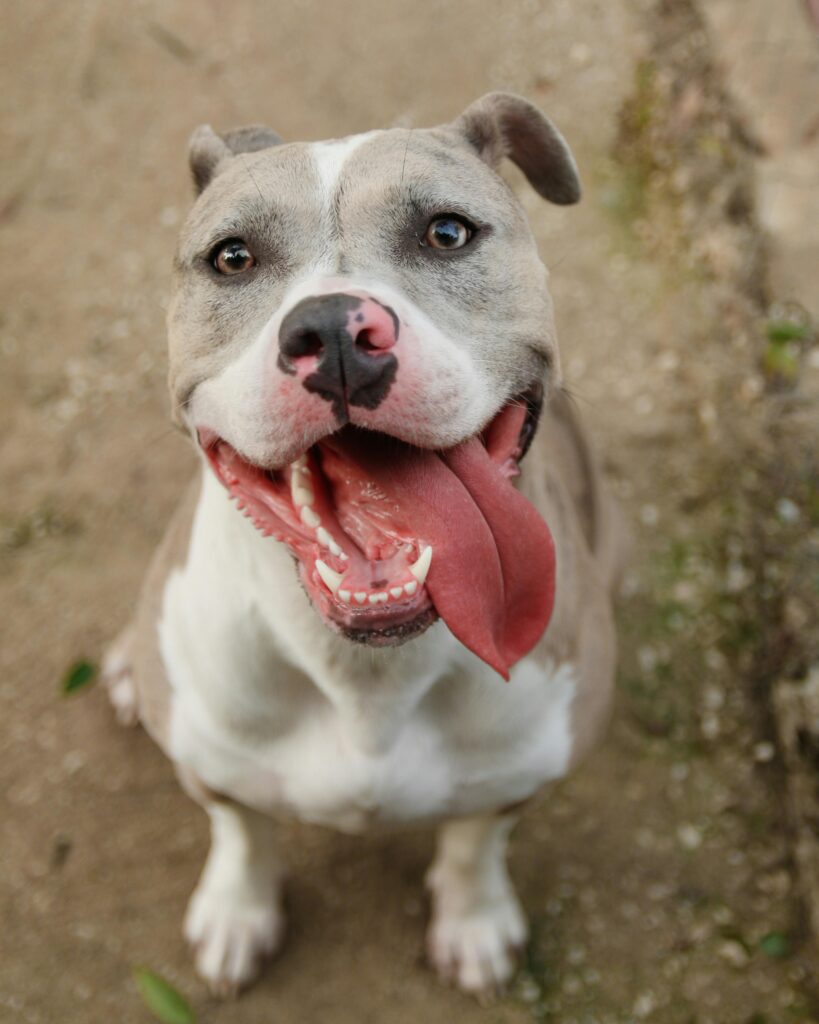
[183,798,285,995]
[426,813,527,997]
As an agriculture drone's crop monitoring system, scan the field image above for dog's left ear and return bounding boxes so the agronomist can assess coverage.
[453,92,581,205]
[188,124,283,195]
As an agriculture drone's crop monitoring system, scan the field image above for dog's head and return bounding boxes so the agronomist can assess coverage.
[168,93,580,677]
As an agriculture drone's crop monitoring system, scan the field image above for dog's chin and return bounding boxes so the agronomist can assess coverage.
[201,385,544,648]
[339,605,439,647]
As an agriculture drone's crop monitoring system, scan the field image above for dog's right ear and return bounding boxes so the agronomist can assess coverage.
[453,93,581,205]
[188,124,283,195]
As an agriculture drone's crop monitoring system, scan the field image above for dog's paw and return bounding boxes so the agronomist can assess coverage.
[427,893,528,998]
[101,627,139,727]
[184,884,285,996]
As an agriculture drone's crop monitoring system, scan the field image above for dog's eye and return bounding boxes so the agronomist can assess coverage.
[212,239,256,275]
[424,217,473,250]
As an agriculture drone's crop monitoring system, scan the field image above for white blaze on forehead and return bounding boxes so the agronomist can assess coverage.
[310,131,381,203]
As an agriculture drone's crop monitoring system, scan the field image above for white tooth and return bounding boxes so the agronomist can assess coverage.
[369,592,389,605]
[292,455,307,469]
[292,484,314,507]
[338,589,351,603]
[409,546,432,584]
[315,559,345,594]
[316,526,332,547]
[329,539,344,557]
[390,587,404,599]
[368,594,379,605]
[339,551,349,561]
[300,506,320,528]
[404,580,418,596]
[354,592,367,604]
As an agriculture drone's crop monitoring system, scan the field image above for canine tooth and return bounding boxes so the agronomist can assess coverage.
[409,546,432,585]
[390,587,404,599]
[315,559,345,594]
[339,589,351,603]
[300,506,320,528]
[354,592,367,604]
[404,580,418,596]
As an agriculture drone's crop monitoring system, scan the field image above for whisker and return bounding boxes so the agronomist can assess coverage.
[399,128,412,190]
[240,154,265,203]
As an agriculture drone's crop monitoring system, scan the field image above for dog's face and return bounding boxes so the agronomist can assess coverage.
[168,93,579,677]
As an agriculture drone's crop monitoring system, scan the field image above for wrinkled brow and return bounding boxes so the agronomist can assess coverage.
[181,200,299,260]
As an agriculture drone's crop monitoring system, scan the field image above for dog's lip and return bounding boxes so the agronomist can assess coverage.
[196,382,544,473]
[339,605,438,647]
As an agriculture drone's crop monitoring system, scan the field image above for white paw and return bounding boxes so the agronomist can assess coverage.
[184,884,285,995]
[102,629,139,727]
[427,893,528,997]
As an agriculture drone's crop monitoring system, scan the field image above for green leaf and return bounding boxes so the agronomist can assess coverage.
[132,968,195,1024]
[758,931,790,959]
[766,319,811,343]
[60,659,97,696]
[762,340,799,381]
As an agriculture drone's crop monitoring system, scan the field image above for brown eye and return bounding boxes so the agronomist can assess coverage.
[213,240,256,275]
[424,217,472,250]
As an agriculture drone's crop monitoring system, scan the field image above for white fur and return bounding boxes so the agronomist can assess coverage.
[184,802,284,993]
[426,815,528,992]
[102,625,139,727]
[310,132,379,202]
[161,470,577,834]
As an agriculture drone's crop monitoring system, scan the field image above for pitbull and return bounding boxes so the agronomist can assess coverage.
[103,92,620,997]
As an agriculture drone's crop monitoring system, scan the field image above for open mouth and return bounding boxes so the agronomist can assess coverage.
[202,384,555,678]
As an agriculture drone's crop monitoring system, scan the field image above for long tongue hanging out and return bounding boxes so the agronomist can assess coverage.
[327,430,556,679]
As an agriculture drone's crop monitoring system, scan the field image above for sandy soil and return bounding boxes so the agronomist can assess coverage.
[1,1,818,1022]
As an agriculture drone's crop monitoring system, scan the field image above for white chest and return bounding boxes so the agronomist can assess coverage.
[166,644,577,832]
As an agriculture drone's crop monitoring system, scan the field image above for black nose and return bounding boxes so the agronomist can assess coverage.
[278,293,399,421]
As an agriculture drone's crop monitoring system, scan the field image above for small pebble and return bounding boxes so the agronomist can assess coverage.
[776,498,800,524]
[677,823,703,850]
[717,939,750,968]
[753,741,776,763]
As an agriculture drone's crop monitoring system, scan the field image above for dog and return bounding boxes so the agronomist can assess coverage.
[103,92,620,998]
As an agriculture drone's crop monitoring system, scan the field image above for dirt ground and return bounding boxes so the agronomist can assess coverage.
[2,2,818,1022]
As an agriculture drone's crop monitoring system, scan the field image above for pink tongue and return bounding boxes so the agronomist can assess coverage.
[331,431,555,679]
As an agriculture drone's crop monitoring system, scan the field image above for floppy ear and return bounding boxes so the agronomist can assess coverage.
[453,92,581,205]
[188,123,283,195]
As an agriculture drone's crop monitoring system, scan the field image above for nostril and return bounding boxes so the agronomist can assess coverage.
[287,330,323,359]
[355,328,379,353]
